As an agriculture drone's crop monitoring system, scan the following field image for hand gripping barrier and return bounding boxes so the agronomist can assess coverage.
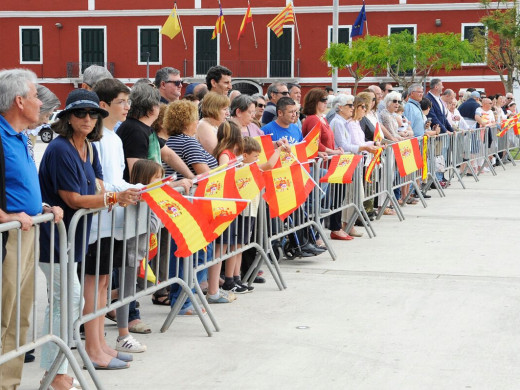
[0,215,90,390]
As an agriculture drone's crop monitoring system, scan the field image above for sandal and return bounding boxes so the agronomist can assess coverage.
[382,207,396,216]
[406,198,419,205]
[151,293,170,306]
[128,321,152,334]
[178,305,207,316]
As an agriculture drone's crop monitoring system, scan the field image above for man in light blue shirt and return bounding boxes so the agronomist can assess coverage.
[404,84,425,137]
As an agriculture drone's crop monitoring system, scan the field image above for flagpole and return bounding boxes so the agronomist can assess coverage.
[248,0,258,48]
[291,1,302,49]
[192,158,243,184]
[290,153,326,196]
[174,2,188,50]
[364,1,369,35]
[185,196,250,203]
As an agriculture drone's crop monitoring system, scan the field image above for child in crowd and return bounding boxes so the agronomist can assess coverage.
[115,160,162,353]
[213,121,250,293]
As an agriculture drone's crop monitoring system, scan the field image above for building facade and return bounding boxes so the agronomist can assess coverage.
[0,0,504,103]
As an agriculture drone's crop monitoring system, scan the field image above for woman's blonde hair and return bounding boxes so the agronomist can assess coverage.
[163,100,199,136]
[200,92,230,120]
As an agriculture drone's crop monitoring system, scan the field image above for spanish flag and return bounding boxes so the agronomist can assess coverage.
[392,138,423,177]
[237,4,253,40]
[212,3,225,40]
[194,168,248,237]
[141,185,214,258]
[235,162,265,200]
[498,115,518,137]
[275,141,309,172]
[373,122,383,143]
[252,134,275,165]
[364,148,382,183]
[160,7,182,39]
[267,2,294,38]
[304,122,320,159]
[138,258,157,284]
[263,164,315,220]
[320,154,362,184]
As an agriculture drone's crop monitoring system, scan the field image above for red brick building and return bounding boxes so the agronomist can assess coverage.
[0,0,504,104]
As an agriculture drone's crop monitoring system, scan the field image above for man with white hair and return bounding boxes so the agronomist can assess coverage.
[81,64,113,90]
[0,69,63,389]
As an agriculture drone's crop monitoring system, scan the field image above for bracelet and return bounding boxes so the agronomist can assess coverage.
[107,192,117,206]
[42,202,51,209]
[103,192,108,207]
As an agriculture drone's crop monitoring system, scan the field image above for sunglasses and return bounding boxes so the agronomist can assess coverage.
[507,97,513,99]
[392,100,402,104]
[274,91,289,96]
[386,89,393,93]
[358,105,367,110]
[257,103,266,108]
[165,80,183,87]
[320,98,328,103]
[345,104,354,108]
[71,109,100,119]
[372,98,376,101]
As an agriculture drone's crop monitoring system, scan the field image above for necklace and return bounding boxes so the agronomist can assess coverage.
[71,137,86,161]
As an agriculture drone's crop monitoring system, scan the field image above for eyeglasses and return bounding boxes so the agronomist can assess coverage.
[412,90,424,94]
[320,98,328,103]
[274,91,289,96]
[110,99,131,107]
[358,105,367,110]
[392,100,402,104]
[165,80,183,87]
[71,109,100,119]
[345,104,354,108]
[257,103,266,108]
[372,98,376,101]
[386,89,393,93]
[507,97,513,100]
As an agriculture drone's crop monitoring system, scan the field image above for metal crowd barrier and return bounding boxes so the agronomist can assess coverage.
[0,215,89,390]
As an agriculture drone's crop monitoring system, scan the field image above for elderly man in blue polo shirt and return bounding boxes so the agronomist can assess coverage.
[404,83,426,137]
[0,69,63,390]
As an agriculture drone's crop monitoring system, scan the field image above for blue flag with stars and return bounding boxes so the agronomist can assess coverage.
[350,2,366,38]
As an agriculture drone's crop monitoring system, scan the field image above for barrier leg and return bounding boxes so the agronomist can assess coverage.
[412,182,427,208]
[265,240,287,289]
[449,169,466,189]
[193,278,219,332]
[309,221,337,261]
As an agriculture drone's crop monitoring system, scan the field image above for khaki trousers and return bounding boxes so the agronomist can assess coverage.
[0,228,35,390]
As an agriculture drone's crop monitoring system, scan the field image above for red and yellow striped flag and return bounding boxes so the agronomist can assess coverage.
[373,122,383,143]
[235,162,265,200]
[303,121,320,159]
[267,2,294,38]
[237,4,253,40]
[320,154,362,184]
[252,134,275,165]
[262,164,315,220]
[141,185,214,258]
[194,168,247,237]
[212,4,225,39]
[392,138,423,177]
[275,141,308,171]
[498,116,518,137]
[364,148,382,183]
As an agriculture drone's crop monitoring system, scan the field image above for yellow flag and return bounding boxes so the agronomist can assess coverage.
[161,8,181,39]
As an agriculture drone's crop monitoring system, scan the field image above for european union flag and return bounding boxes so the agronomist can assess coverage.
[350,2,366,38]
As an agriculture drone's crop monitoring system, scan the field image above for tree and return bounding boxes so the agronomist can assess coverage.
[475,0,520,92]
[385,31,476,88]
[321,35,387,93]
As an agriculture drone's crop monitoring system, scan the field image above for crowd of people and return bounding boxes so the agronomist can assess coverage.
[0,63,514,389]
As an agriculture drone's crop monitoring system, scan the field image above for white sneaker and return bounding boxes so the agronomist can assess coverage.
[482,167,490,172]
[116,334,147,353]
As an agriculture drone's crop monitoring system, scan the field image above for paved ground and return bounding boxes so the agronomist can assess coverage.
[18,140,520,389]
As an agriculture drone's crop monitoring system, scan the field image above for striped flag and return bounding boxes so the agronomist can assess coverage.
[303,121,320,159]
[212,3,225,39]
[392,138,423,177]
[262,164,315,221]
[252,134,275,165]
[320,154,362,184]
[364,148,382,183]
[194,168,248,237]
[373,122,383,143]
[141,185,214,258]
[275,141,308,170]
[235,162,265,200]
[237,3,253,40]
[267,2,294,38]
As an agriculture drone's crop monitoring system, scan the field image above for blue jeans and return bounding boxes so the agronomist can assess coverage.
[168,239,211,310]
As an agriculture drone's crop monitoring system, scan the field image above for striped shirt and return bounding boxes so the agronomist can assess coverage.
[164,134,218,179]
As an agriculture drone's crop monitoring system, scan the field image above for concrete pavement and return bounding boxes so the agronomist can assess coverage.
[19,143,520,389]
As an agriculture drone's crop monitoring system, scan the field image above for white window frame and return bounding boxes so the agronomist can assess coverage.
[387,24,417,39]
[78,26,107,74]
[461,23,487,66]
[193,26,220,77]
[327,25,352,67]
[267,26,294,79]
[138,26,162,65]
[19,26,42,64]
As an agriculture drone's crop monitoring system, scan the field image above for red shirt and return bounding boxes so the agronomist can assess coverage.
[302,114,335,152]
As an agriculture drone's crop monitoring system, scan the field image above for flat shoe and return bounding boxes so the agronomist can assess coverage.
[151,293,170,306]
[179,305,207,316]
[85,357,129,370]
[349,230,363,238]
[330,231,354,241]
[117,351,133,362]
[128,321,151,334]
[254,276,266,284]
